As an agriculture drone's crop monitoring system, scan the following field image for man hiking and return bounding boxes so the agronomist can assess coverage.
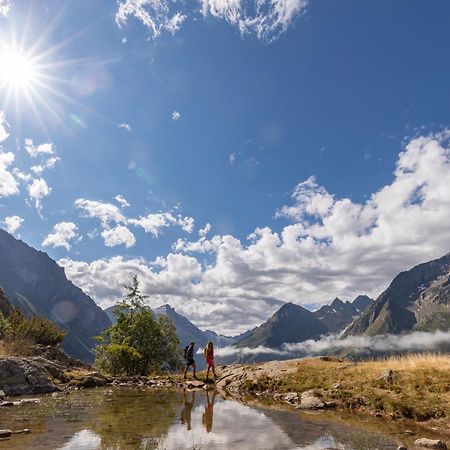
[183,341,197,380]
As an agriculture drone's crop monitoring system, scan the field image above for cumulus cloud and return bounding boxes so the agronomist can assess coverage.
[75,199,126,226]
[171,111,181,121]
[0,151,19,197]
[25,139,54,158]
[30,156,61,176]
[114,194,130,208]
[27,177,51,212]
[0,111,9,142]
[115,0,307,41]
[0,0,12,17]
[60,133,450,335]
[101,225,136,248]
[199,222,212,237]
[129,212,194,237]
[42,222,79,251]
[3,215,23,234]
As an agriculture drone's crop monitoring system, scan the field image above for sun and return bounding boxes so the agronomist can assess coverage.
[0,46,39,90]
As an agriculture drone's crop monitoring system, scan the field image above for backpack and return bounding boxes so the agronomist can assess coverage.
[184,346,189,360]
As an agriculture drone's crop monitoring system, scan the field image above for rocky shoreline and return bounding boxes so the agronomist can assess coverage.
[0,351,448,450]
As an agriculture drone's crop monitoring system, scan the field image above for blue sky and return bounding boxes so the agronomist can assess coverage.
[1,0,450,334]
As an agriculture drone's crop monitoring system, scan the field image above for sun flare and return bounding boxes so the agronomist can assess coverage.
[0,46,38,90]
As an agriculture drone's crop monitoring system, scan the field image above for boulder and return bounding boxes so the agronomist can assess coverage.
[296,390,325,409]
[0,357,56,395]
[284,392,299,404]
[414,438,447,449]
[379,369,394,383]
[0,429,12,438]
[0,389,4,400]
[397,446,408,450]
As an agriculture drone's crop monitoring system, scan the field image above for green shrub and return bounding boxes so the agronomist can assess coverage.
[96,343,142,376]
[6,309,66,346]
[0,313,10,339]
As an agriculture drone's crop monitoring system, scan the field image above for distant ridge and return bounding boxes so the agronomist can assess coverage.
[345,252,450,336]
[313,295,373,333]
[236,302,328,349]
[0,229,111,362]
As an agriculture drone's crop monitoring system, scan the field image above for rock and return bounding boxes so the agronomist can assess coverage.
[0,390,4,400]
[404,430,415,435]
[296,390,325,409]
[0,429,12,438]
[0,358,56,395]
[378,369,394,383]
[397,446,408,450]
[0,401,14,407]
[414,438,447,449]
[324,401,337,408]
[284,392,299,404]
[331,382,341,390]
[11,429,31,435]
[76,375,107,388]
[185,380,204,388]
[17,398,41,406]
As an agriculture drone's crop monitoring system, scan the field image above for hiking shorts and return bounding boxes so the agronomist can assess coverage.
[186,358,195,367]
[207,358,214,367]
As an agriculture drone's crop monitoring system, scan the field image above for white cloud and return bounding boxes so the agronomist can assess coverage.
[42,222,79,251]
[27,177,51,212]
[229,152,237,165]
[118,123,131,131]
[129,212,194,236]
[199,222,212,237]
[165,12,187,34]
[3,215,23,234]
[0,0,12,17]
[59,133,450,335]
[0,151,19,197]
[30,156,61,175]
[114,194,130,208]
[101,225,136,248]
[115,0,307,41]
[116,0,183,39]
[75,199,126,226]
[282,330,450,354]
[171,111,181,121]
[25,139,54,158]
[0,111,9,143]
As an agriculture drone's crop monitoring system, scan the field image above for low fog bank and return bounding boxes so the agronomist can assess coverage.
[212,330,450,360]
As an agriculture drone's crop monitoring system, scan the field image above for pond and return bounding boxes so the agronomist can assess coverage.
[0,387,436,449]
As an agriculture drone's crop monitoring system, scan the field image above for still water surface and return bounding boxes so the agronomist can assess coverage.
[0,387,418,449]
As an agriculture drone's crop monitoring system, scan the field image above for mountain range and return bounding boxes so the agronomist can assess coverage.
[0,229,111,362]
[1,227,448,363]
[345,252,450,336]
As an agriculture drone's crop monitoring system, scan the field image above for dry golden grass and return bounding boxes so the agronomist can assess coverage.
[244,354,450,423]
[0,338,35,357]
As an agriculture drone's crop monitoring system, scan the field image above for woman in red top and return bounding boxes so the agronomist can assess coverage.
[203,341,217,381]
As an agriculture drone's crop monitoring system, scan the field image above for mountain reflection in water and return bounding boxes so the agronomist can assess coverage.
[0,388,402,450]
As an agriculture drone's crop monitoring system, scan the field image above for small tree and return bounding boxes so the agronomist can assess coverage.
[95,276,182,376]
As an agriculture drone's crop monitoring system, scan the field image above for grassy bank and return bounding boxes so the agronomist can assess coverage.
[221,354,450,428]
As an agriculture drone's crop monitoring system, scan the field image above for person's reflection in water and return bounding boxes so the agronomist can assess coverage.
[202,390,217,433]
[181,390,195,431]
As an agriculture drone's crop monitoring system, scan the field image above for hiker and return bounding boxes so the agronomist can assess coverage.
[203,341,217,381]
[202,389,216,433]
[183,341,197,380]
[181,390,195,430]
